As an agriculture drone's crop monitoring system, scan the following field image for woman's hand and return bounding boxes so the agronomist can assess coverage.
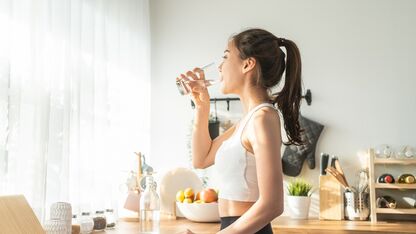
[179,68,210,109]
[176,229,195,234]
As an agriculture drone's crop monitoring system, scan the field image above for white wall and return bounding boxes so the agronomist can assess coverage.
[149,0,416,217]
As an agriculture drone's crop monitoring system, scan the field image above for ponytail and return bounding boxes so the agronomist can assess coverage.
[232,29,304,145]
[274,38,304,146]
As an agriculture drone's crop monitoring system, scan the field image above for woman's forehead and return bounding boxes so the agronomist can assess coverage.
[225,40,236,53]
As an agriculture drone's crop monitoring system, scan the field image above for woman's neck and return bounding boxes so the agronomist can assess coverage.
[238,85,270,115]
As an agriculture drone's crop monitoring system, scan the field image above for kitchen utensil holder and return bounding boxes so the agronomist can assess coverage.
[319,175,344,220]
[344,190,370,221]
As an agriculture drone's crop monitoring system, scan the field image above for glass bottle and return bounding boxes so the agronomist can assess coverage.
[398,174,416,184]
[93,211,107,231]
[79,212,94,234]
[105,209,116,229]
[139,174,160,234]
[376,196,396,208]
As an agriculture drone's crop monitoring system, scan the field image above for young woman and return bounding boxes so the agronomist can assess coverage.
[178,28,304,234]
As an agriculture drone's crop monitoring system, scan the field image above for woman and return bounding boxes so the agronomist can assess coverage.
[178,28,304,234]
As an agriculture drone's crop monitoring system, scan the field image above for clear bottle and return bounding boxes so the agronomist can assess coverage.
[79,212,94,234]
[105,208,116,229]
[139,175,160,234]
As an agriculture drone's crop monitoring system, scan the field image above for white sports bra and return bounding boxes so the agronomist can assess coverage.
[214,103,277,202]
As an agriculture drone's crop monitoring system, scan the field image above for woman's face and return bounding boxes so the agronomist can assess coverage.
[219,40,245,94]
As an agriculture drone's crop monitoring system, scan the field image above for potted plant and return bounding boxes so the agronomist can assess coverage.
[286,178,313,219]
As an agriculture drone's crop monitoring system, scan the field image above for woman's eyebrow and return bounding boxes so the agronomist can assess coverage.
[224,49,230,53]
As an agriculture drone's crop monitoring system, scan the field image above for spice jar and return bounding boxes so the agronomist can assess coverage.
[72,215,81,234]
[79,212,94,234]
[93,211,107,231]
[105,209,116,229]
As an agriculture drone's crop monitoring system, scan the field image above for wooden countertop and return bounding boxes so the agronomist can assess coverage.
[101,216,416,234]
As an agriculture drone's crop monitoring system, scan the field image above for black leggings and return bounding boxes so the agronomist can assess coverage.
[220,216,273,234]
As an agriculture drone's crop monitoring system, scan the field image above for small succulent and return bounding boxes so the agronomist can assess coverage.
[287,178,313,197]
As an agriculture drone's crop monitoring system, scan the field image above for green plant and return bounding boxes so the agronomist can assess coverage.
[287,178,313,196]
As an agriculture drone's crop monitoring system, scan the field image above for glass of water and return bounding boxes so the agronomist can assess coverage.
[176,60,221,95]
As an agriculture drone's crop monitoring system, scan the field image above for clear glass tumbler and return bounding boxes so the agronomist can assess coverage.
[176,61,221,95]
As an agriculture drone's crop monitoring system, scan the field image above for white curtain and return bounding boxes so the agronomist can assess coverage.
[0,0,150,221]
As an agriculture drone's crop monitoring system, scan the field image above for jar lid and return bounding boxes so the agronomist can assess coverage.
[105,209,113,212]
[81,212,90,215]
[96,210,105,214]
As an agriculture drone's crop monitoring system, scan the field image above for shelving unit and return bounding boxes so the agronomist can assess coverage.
[368,148,416,223]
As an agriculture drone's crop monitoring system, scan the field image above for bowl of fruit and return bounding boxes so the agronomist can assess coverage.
[176,187,220,222]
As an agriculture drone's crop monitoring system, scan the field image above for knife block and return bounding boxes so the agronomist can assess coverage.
[319,175,344,220]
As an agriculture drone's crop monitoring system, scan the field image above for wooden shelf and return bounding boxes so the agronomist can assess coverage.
[375,183,416,189]
[368,148,416,223]
[376,208,416,214]
[374,159,416,164]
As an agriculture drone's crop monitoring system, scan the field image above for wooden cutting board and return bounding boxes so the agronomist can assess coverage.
[0,195,45,234]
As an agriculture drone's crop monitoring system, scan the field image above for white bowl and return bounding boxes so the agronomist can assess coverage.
[176,202,220,222]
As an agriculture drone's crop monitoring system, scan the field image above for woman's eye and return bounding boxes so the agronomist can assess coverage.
[222,55,227,59]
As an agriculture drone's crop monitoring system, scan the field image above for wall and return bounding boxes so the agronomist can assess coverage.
[149,0,416,217]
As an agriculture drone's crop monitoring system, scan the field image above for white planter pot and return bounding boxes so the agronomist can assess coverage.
[287,196,311,219]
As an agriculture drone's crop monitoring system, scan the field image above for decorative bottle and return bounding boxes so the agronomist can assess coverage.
[139,175,160,234]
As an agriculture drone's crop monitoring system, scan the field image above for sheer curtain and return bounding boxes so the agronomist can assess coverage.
[0,0,150,221]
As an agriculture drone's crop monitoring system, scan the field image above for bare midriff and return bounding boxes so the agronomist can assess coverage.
[218,198,255,217]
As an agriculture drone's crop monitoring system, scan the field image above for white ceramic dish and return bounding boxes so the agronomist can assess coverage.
[159,167,203,217]
[176,202,220,222]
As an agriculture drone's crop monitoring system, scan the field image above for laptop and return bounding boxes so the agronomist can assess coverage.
[0,195,45,234]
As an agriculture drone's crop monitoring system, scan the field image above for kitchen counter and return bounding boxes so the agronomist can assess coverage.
[101,216,416,234]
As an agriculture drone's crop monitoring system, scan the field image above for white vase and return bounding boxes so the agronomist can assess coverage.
[287,196,311,219]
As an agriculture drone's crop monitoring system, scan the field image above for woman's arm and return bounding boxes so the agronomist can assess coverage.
[185,68,236,169]
[218,108,284,234]
[192,111,236,169]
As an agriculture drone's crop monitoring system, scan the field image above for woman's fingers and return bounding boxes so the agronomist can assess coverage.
[193,67,205,80]
[180,74,192,94]
[186,70,198,80]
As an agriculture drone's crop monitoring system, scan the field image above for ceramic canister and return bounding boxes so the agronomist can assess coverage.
[44,219,67,234]
[50,202,72,234]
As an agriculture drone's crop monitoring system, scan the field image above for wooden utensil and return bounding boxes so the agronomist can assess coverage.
[334,159,345,176]
[326,166,350,189]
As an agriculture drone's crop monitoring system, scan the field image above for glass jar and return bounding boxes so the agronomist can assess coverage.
[105,209,116,229]
[395,146,415,159]
[93,211,107,231]
[375,144,392,158]
[79,212,94,234]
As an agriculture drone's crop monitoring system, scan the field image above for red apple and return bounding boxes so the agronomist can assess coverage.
[199,188,218,203]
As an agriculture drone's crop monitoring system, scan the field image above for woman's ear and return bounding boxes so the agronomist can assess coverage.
[242,57,256,74]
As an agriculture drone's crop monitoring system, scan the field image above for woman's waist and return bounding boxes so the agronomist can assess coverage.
[218,198,255,217]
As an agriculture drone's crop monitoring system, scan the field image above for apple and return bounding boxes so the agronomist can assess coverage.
[199,188,218,203]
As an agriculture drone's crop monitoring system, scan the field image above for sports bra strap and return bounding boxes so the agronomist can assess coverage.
[235,103,276,136]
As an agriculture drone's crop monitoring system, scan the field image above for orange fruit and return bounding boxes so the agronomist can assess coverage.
[200,188,218,203]
[195,191,201,201]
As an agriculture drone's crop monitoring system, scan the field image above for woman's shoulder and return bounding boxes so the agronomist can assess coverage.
[250,106,281,129]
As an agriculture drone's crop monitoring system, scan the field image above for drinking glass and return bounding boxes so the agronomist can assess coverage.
[176,61,221,95]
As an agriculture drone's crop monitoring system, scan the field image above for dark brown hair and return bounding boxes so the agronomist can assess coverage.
[232,28,303,145]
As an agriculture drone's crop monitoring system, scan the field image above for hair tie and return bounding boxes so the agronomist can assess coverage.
[277,37,285,45]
